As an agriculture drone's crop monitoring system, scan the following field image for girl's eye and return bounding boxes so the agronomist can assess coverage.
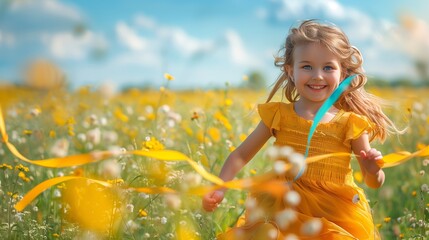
[324,66,334,71]
[303,65,312,70]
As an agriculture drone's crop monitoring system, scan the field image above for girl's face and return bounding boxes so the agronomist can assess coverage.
[287,43,342,105]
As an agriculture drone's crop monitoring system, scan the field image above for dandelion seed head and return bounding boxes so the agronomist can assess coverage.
[161,217,167,224]
[284,190,301,206]
[301,218,322,236]
[275,208,296,230]
[274,160,287,175]
[165,194,181,210]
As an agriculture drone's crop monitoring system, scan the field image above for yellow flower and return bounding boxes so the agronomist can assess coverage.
[107,179,125,185]
[384,217,391,223]
[376,223,382,229]
[23,129,33,136]
[52,233,60,238]
[138,209,148,217]
[49,130,56,138]
[224,98,233,107]
[242,75,249,81]
[142,137,165,151]
[250,169,257,175]
[15,164,29,172]
[164,73,174,81]
[208,127,221,142]
[353,171,363,183]
[412,191,417,197]
[0,163,13,170]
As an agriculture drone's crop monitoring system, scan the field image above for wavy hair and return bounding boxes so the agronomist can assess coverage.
[266,19,400,142]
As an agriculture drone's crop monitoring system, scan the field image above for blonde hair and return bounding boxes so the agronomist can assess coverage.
[266,19,398,142]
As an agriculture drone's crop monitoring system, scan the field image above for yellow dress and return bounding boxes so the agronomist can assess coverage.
[218,102,380,240]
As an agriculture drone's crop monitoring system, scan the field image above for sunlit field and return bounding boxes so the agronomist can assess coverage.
[0,80,428,239]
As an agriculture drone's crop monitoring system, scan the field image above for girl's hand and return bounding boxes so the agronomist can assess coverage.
[202,190,224,212]
[359,148,382,175]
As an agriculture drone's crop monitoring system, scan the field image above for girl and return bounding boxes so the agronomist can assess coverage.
[203,20,398,239]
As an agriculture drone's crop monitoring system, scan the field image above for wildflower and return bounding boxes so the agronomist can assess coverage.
[15,164,29,172]
[412,191,417,197]
[164,73,174,81]
[301,218,322,236]
[191,111,199,120]
[423,159,429,166]
[142,136,165,150]
[29,107,41,117]
[353,171,363,183]
[274,160,287,175]
[52,233,60,238]
[102,160,122,178]
[86,128,101,145]
[126,204,134,213]
[0,163,13,170]
[275,208,296,230]
[49,130,56,138]
[420,170,425,176]
[250,169,257,175]
[138,209,148,217]
[242,75,249,81]
[224,98,233,107]
[161,217,167,224]
[284,190,301,206]
[165,194,181,210]
[384,217,391,223]
[50,138,69,157]
[208,127,221,142]
[18,171,31,182]
[421,184,429,192]
[23,129,32,136]
[376,223,382,228]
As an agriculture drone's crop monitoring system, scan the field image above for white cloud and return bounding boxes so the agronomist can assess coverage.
[10,0,82,22]
[225,30,259,66]
[45,31,108,60]
[135,14,157,30]
[116,21,149,51]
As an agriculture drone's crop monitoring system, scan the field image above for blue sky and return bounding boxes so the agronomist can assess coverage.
[1,0,429,90]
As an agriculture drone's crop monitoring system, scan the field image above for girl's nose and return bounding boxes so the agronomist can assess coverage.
[312,69,323,81]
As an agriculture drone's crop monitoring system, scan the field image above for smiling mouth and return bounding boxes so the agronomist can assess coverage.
[307,85,327,90]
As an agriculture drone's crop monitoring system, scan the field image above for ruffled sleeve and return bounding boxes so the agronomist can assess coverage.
[257,102,281,136]
[344,112,375,143]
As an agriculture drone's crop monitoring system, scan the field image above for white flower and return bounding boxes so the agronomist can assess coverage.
[102,160,122,178]
[421,184,429,192]
[265,146,279,160]
[86,128,101,145]
[301,218,322,236]
[284,190,301,206]
[279,146,293,158]
[275,208,296,230]
[126,204,134,213]
[50,139,69,157]
[274,160,287,175]
[161,217,167,224]
[165,194,181,210]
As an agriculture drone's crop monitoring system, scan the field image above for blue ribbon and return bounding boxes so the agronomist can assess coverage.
[293,74,357,181]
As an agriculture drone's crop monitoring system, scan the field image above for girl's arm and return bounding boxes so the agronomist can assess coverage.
[351,132,385,189]
[202,121,272,211]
